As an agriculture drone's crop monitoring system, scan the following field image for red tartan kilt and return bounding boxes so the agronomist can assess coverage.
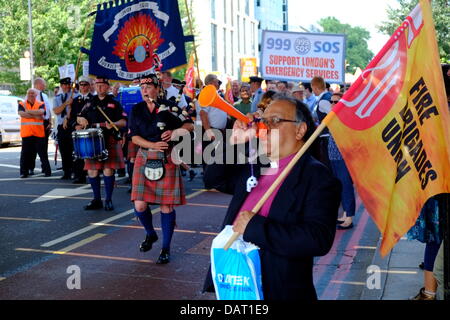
[131,148,186,205]
[84,136,125,170]
[127,140,139,160]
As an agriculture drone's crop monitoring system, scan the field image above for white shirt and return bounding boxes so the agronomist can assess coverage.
[36,90,51,120]
[164,85,188,108]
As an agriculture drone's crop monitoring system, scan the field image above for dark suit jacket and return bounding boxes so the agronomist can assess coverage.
[203,152,341,300]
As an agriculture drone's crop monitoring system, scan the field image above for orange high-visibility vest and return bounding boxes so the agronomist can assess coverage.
[19,100,45,138]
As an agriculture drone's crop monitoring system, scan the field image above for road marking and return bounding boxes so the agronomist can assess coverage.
[40,210,134,248]
[89,222,219,236]
[25,181,129,188]
[0,193,92,200]
[41,190,206,248]
[0,216,51,222]
[330,280,366,286]
[0,176,62,182]
[55,233,106,254]
[15,248,153,264]
[186,202,228,208]
[31,185,92,203]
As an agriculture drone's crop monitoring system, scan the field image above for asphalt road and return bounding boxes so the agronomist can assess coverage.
[0,142,381,300]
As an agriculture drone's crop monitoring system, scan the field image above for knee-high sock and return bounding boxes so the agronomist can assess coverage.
[103,175,115,201]
[161,210,176,250]
[134,207,156,236]
[88,176,101,201]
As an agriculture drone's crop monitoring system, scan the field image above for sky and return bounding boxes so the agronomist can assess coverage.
[288,0,401,55]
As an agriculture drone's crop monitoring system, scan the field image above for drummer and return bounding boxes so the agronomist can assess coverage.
[128,74,194,264]
[76,76,127,211]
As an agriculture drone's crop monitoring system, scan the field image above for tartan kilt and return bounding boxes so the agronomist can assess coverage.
[127,140,139,160]
[131,148,186,205]
[84,136,125,170]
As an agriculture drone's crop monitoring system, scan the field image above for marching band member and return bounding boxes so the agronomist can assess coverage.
[53,77,75,180]
[76,76,127,211]
[128,74,194,264]
[70,76,94,184]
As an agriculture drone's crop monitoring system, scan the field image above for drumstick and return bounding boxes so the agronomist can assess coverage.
[96,106,120,132]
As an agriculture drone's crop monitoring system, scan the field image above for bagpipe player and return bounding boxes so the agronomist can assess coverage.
[128,74,194,264]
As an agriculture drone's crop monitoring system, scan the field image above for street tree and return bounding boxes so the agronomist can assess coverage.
[317,17,374,74]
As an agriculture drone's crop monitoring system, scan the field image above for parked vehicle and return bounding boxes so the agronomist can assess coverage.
[0,95,22,147]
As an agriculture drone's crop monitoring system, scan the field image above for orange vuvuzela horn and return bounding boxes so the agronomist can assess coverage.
[198,85,267,132]
[199,85,250,123]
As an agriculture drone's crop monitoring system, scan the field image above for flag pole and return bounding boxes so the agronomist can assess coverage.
[183,0,201,83]
[224,115,332,250]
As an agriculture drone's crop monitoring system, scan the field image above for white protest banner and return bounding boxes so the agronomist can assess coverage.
[58,64,75,81]
[82,61,89,77]
[261,30,346,83]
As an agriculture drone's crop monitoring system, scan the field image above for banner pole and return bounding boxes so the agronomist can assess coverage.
[223,116,331,250]
[183,0,201,82]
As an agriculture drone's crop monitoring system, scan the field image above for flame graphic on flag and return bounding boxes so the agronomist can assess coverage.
[113,13,165,72]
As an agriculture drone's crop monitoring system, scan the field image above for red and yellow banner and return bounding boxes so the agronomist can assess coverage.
[224,78,234,104]
[327,0,450,256]
[183,54,196,99]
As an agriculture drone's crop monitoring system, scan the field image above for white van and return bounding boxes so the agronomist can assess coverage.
[0,95,23,146]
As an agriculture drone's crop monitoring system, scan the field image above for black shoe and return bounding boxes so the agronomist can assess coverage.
[20,174,29,179]
[84,199,103,210]
[139,233,158,252]
[44,172,51,177]
[156,249,170,264]
[188,170,197,181]
[419,262,425,270]
[104,200,114,211]
[73,178,86,184]
[61,174,71,180]
[28,170,35,176]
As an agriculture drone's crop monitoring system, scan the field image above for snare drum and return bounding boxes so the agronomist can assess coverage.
[72,128,108,160]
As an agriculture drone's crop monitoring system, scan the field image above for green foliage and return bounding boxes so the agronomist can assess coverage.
[0,0,95,96]
[377,0,450,62]
[0,0,197,96]
[317,17,374,73]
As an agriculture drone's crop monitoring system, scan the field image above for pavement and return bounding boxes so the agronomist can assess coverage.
[0,142,429,300]
[361,235,425,300]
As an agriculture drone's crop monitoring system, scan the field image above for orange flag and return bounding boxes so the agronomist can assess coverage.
[183,54,196,99]
[326,0,450,256]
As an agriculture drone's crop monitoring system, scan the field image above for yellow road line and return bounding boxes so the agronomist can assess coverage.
[25,182,129,188]
[0,217,51,222]
[186,202,228,208]
[55,233,106,254]
[90,222,219,236]
[15,248,153,264]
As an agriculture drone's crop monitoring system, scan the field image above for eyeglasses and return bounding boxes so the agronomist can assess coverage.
[330,100,340,104]
[260,116,300,128]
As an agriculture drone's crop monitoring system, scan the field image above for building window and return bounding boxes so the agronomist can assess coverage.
[211,0,216,19]
[245,0,249,15]
[243,18,247,55]
[223,28,227,74]
[231,0,234,26]
[211,23,217,71]
[223,0,227,24]
[231,30,234,75]
[237,15,241,53]
[251,22,255,56]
